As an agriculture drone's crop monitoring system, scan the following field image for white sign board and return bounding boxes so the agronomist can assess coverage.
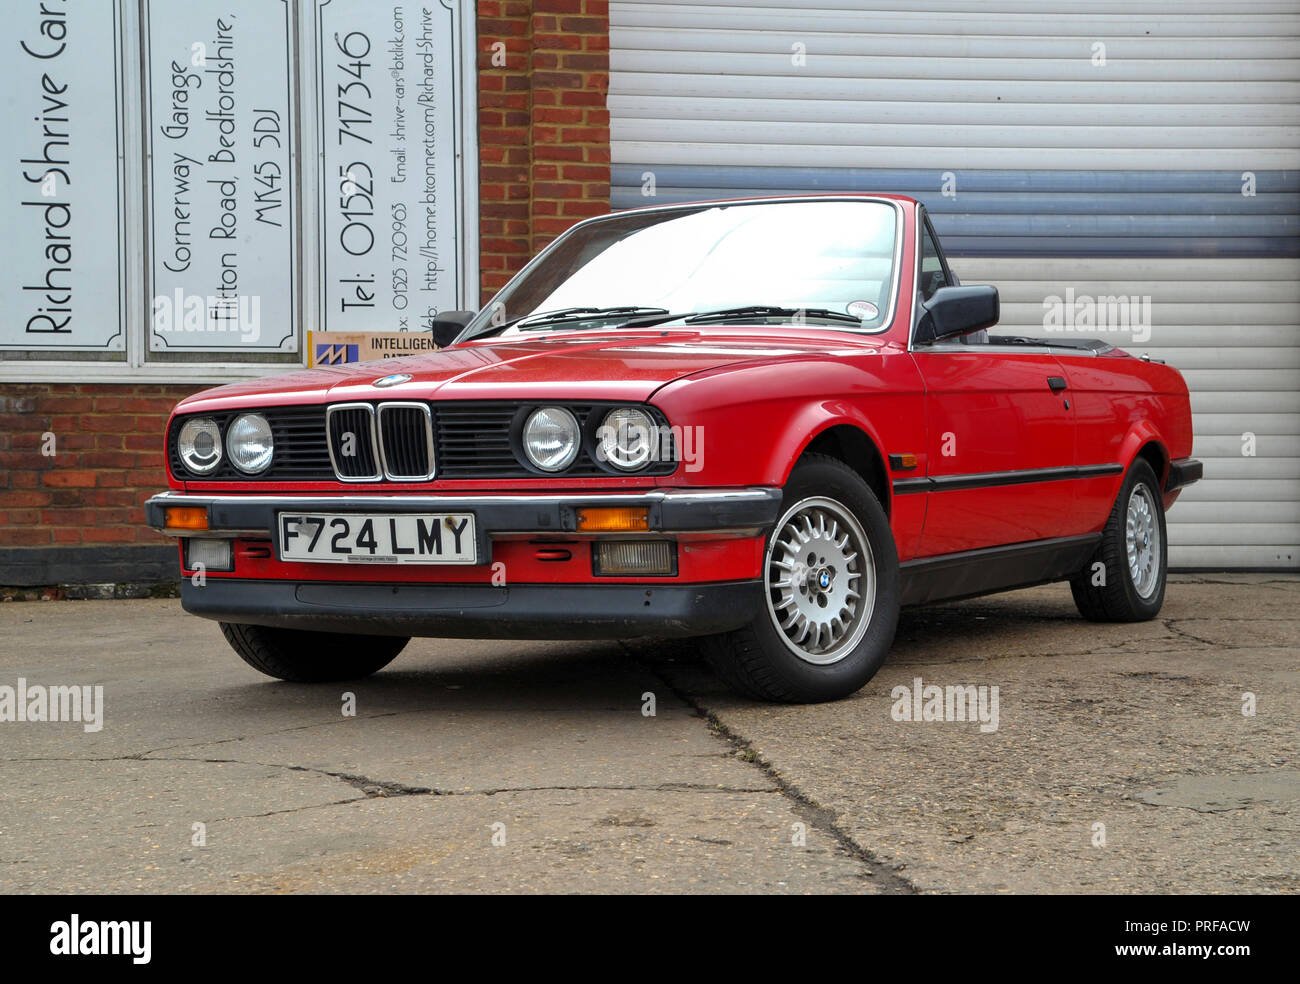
[0,0,127,351]
[0,0,475,372]
[315,0,467,334]
[145,0,297,352]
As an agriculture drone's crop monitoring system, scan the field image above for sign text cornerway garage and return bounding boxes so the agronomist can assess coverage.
[146,0,297,352]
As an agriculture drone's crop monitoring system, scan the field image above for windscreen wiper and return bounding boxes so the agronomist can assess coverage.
[687,305,866,325]
[625,305,867,328]
[508,306,669,331]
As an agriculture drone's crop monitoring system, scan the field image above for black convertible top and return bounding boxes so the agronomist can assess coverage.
[988,335,1116,352]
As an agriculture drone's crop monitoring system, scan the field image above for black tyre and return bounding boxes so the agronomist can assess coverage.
[705,454,900,703]
[220,622,409,682]
[1070,458,1167,622]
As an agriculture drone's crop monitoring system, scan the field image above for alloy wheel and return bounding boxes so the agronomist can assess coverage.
[764,496,876,665]
[1126,483,1161,599]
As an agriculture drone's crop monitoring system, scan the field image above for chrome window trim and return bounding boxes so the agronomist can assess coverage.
[919,342,1101,357]
[907,204,925,351]
[466,196,908,341]
[325,402,382,483]
[906,207,1101,358]
[376,401,437,482]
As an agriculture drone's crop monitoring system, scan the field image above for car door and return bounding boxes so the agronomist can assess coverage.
[909,213,1077,556]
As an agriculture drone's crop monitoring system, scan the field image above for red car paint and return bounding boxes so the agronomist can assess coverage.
[150,194,1195,612]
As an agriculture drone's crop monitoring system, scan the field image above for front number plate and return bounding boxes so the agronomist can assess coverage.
[278,513,477,565]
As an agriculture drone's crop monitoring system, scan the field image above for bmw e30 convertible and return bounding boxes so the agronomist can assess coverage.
[146,195,1202,702]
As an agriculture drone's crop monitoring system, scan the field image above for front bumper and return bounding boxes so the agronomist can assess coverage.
[181,577,763,639]
[145,488,782,540]
[146,487,779,639]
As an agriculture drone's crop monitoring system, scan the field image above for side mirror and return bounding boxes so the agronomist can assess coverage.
[431,310,476,348]
[914,285,998,345]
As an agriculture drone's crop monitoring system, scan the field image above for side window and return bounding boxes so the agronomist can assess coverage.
[919,216,949,302]
[917,212,986,344]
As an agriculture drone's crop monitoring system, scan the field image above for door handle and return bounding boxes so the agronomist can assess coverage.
[1047,376,1068,393]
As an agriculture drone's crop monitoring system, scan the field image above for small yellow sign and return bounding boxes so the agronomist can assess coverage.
[309,331,440,367]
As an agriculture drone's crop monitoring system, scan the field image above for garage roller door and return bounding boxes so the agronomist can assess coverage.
[610,0,1300,568]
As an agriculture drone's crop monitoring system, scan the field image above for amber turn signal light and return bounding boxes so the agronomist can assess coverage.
[164,506,209,531]
[576,507,650,533]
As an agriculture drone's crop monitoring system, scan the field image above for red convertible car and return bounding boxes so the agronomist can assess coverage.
[146,195,1201,702]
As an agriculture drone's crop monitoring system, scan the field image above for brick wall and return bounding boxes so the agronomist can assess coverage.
[0,8,614,587]
[0,385,202,588]
[477,0,611,304]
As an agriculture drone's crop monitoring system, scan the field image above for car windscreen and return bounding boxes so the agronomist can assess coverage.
[475,200,900,335]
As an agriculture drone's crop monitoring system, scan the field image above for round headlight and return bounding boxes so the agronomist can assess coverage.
[522,407,580,472]
[597,407,658,471]
[177,417,223,475]
[227,413,274,474]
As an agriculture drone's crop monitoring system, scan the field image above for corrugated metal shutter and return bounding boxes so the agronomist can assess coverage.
[610,0,1300,568]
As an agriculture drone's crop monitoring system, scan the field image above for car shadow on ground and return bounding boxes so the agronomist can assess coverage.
[209,586,1096,712]
[193,586,1095,705]
[207,637,660,715]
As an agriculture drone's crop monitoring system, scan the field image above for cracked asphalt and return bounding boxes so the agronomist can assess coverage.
[0,574,1294,894]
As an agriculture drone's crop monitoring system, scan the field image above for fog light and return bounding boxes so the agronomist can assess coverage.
[594,540,675,576]
[185,538,234,572]
[577,507,649,532]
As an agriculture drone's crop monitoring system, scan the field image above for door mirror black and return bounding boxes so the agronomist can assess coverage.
[914,285,998,345]
[431,310,476,348]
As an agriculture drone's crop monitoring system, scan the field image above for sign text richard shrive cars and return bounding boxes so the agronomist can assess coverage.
[3,0,126,350]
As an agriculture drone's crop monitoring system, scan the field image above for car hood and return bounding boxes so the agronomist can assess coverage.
[176,329,883,413]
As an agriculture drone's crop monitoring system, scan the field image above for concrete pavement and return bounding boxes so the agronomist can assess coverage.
[0,574,1295,893]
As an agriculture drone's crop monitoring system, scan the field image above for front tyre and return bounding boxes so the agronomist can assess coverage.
[220,622,409,682]
[705,454,900,703]
[1070,458,1168,622]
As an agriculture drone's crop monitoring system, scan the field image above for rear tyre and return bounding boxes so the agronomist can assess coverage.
[1070,458,1167,622]
[220,622,409,682]
[705,454,900,703]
